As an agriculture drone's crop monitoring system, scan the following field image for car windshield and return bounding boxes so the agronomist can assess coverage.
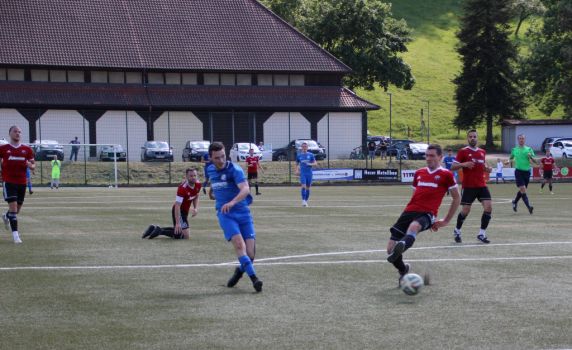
[191,142,209,149]
[295,140,318,148]
[564,143,572,148]
[238,144,260,152]
[103,145,124,151]
[147,142,168,148]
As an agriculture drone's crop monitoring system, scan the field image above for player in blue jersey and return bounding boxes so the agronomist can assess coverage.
[296,142,317,207]
[206,142,263,292]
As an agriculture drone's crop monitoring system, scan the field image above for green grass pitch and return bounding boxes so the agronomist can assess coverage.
[0,184,571,349]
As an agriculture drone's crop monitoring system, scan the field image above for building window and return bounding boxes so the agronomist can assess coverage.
[68,70,84,83]
[182,73,197,85]
[165,73,181,85]
[0,68,6,80]
[148,73,164,84]
[126,72,142,84]
[50,70,66,82]
[31,70,49,82]
[257,74,272,86]
[221,74,235,86]
[204,73,219,86]
[91,71,108,83]
[274,74,289,86]
[237,74,252,86]
[109,71,125,84]
[7,69,25,81]
[290,74,305,86]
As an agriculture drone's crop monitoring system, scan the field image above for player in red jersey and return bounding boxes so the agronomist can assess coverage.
[0,126,36,244]
[539,150,555,194]
[142,168,201,239]
[245,148,264,195]
[386,144,460,284]
[450,130,493,244]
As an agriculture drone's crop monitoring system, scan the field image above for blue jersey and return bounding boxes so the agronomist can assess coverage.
[296,152,316,174]
[443,156,455,170]
[206,161,252,211]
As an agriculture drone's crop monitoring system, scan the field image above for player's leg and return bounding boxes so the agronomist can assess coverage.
[454,189,475,243]
[254,174,260,195]
[300,175,308,206]
[520,170,533,213]
[304,174,313,202]
[477,194,492,244]
[512,170,525,211]
[3,184,26,243]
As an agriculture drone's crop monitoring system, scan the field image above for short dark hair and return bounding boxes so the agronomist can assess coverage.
[208,141,225,156]
[467,129,477,135]
[427,144,443,156]
[8,125,19,133]
[186,168,198,175]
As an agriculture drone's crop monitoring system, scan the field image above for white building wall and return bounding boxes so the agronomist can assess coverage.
[154,111,203,161]
[318,112,362,159]
[97,111,147,161]
[263,112,309,150]
[36,110,87,160]
[0,109,30,143]
[503,124,572,152]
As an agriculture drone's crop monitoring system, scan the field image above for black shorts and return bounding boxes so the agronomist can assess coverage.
[171,206,189,230]
[390,212,435,241]
[543,170,553,179]
[3,182,26,205]
[248,172,258,180]
[515,169,531,188]
[461,187,492,205]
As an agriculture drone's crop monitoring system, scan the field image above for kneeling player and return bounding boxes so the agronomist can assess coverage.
[143,168,201,239]
[386,144,460,284]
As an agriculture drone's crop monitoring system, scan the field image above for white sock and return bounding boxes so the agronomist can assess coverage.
[479,229,487,237]
[12,231,20,240]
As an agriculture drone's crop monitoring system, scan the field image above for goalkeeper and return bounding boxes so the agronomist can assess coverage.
[142,168,201,239]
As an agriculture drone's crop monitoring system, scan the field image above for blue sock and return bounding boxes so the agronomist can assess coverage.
[238,255,256,277]
[403,231,417,250]
[305,189,311,201]
[301,188,306,200]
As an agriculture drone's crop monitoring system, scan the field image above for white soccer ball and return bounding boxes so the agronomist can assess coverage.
[399,273,424,296]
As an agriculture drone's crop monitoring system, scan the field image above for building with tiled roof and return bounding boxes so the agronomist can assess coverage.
[0,0,378,161]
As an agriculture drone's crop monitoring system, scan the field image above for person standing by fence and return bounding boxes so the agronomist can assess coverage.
[51,156,61,189]
[69,136,80,162]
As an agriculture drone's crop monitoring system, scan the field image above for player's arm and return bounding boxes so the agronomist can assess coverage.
[27,158,36,171]
[529,150,538,165]
[295,158,300,175]
[173,199,183,235]
[191,194,200,217]
[308,155,318,167]
[221,181,250,214]
[257,158,264,173]
[432,186,460,231]
[208,187,215,200]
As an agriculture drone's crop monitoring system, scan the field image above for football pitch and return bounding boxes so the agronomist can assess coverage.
[0,184,571,350]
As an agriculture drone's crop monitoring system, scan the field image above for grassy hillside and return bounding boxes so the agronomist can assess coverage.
[357,0,556,143]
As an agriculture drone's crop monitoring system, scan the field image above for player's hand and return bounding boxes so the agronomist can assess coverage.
[464,161,475,169]
[221,201,234,214]
[431,219,449,231]
[208,191,215,200]
[174,224,182,235]
[191,208,198,217]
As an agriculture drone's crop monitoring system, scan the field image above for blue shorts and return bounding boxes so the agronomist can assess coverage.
[496,172,502,178]
[300,172,313,186]
[217,208,256,241]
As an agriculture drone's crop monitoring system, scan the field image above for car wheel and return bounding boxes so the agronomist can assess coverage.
[277,154,287,162]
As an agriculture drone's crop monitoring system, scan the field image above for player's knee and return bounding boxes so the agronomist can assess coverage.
[408,221,422,232]
[6,212,17,220]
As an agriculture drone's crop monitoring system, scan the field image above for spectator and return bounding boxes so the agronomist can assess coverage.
[496,158,505,184]
[51,155,61,189]
[367,141,376,162]
[69,136,80,161]
[380,141,388,160]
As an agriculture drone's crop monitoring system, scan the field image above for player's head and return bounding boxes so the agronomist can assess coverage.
[249,148,254,156]
[425,144,443,170]
[301,142,308,152]
[8,125,21,143]
[546,149,551,157]
[518,134,526,146]
[497,158,501,162]
[447,148,453,156]
[467,129,478,148]
[185,168,198,182]
[208,142,226,169]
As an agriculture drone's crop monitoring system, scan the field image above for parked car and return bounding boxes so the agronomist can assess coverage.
[182,140,210,162]
[541,137,565,153]
[408,143,429,160]
[229,143,263,162]
[272,139,327,161]
[140,141,173,162]
[550,140,572,159]
[387,139,416,159]
[99,145,127,162]
[31,140,64,161]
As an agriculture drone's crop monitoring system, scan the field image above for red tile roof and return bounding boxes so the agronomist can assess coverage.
[0,0,350,73]
[0,82,379,111]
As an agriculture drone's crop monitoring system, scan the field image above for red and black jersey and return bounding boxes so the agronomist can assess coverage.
[245,156,260,174]
[0,144,34,185]
[541,156,555,172]
[454,146,487,188]
[175,180,201,212]
[404,167,457,217]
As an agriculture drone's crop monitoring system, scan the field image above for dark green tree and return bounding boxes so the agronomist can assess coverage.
[454,0,526,148]
[523,0,572,119]
[260,0,415,91]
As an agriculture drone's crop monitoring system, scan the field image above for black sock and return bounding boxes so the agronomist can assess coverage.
[522,193,531,209]
[7,212,17,232]
[549,184,553,191]
[249,274,259,282]
[160,227,175,238]
[481,211,492,230]
[403,235,416,250]
[514,191,522,203]
[392,255,408,275]
[541,183,545,189]
[255,183,259,193]
[456,212,467,230]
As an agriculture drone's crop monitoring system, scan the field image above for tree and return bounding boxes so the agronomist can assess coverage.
[454,0,526,148]
[523,0,572,119]
[260,0,415,91]
[510,0,546,37]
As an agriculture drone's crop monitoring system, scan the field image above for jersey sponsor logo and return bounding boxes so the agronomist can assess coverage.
[434,175,441,180]
[221,174,227,181]
[8,156,25,161]
[211,182,228,190]
[418,181,438,188]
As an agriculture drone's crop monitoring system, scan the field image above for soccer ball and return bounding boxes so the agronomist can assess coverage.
[399,273,424,296]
